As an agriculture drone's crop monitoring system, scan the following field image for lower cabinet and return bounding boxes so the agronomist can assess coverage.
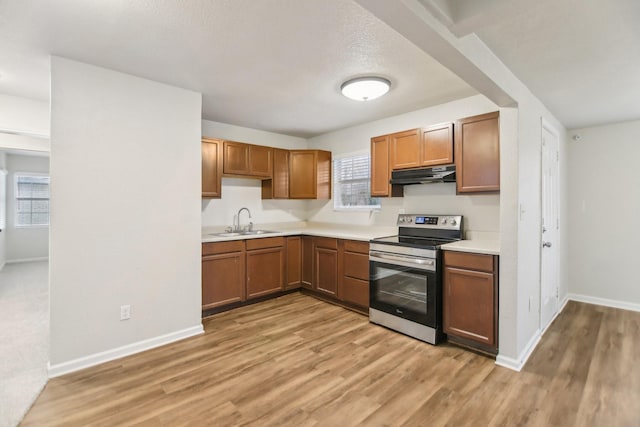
[285,236,302,290]
[301,236,314,289]
[339,240,370,308]
[443,250,499,354]
[246,237,285,299]
[314,237,338,297]
[202,241,245,310]
[202,235,371,314]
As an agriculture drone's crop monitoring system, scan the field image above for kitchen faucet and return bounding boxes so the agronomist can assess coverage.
[235,207,252,232]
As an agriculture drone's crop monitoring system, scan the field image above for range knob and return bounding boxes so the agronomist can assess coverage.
[407,217,413,223]
[441,218,447,224]
[449,218,457,226]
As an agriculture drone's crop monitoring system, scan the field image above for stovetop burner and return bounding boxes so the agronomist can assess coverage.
[370,214,464,249]
[372,235,459,249]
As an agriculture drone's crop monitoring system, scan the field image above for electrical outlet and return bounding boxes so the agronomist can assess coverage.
[120,305,131,321]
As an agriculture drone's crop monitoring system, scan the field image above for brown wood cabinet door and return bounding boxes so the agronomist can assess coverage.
[455,112,500,193]
[315,247,338,297]
[289,150,317,199]
[340,240,370,308]
[421,122,454,167]
[390,129,421,170]
[343,251,369,281]
[202,251,245,310]
[246,247,284,299]
[249,145,273,177]
[202,138,222,198]
[371,135,390,197]
[342,277,369,308]
[223,141,250,175]
[315,150,332,200]
[286,236,302,290]
[301,236,314,289]
[443,265,496,347]
[272,149,289,198]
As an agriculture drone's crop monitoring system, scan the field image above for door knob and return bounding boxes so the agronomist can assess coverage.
[542,241,552,248]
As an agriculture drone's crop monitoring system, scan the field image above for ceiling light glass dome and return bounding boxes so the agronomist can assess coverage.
[340,77,391,101]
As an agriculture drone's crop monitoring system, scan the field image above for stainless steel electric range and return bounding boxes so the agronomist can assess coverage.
[369,214,463,344]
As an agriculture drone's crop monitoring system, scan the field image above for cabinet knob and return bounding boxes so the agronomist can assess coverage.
[542,241,552,248]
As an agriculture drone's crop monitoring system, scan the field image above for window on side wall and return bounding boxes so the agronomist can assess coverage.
[333,153,381,210]
[15,173,50,227]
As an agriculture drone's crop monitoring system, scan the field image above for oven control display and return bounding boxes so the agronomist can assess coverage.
[415,216,438,225]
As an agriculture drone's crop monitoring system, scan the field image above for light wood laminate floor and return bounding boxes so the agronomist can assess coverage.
[22,293,640,426]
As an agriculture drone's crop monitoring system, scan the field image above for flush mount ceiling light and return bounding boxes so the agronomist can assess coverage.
[340,76,391,101]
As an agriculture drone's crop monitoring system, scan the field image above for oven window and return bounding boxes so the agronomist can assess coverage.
[371,264,430,317]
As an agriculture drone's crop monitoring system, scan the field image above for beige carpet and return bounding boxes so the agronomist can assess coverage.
[0,261,48,427]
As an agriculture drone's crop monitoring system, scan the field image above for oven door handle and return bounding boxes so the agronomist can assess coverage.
[369,252,436,271]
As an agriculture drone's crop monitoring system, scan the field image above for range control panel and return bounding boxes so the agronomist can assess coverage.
[397,214,463,230]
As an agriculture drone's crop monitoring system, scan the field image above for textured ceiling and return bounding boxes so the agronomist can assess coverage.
[0,0,477,138]
[426,0,640,130]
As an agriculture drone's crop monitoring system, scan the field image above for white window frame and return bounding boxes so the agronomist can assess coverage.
[333,151,381,211]
[14,172,50,228]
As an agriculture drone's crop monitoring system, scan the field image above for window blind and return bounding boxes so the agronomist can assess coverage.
[15,174,50,226]
[333,154,380,209]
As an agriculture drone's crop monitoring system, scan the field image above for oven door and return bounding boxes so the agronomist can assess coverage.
[369,253,440,328]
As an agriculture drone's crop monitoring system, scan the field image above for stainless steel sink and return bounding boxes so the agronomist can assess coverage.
[208,230,278,237]
[241,230,277,235]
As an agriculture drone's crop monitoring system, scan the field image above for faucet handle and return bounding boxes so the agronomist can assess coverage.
[248,222,253,231]
[225,226,233,233]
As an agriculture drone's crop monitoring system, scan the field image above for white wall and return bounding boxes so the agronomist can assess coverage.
[201,120,308,227]
[49,57,203,372]
[568,120,640,309]
[0,151,6,269]
[456,34,569,366]
[5,153,50,262]
[307,95,501,232]
[0,94,49,137]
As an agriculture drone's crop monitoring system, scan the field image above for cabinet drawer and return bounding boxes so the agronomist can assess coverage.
[246,236,284,250]
[342,277,369,308]
[202,240,244,256]
[444,251,494,273]
[343,240,369,254]
[343,252,369,281]
[314,237,338,250]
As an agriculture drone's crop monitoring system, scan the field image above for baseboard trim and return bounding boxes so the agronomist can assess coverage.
[48,324,204,378]
[495,329,541,372]
[6,256,49,264]
[568,293,640,313]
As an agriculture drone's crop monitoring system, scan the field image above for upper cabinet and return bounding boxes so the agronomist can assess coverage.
[421,122,454,167]
[289,150,331,199]
[455,112,500,193]
[249,144,273,177]
[370,135,391,197]
[389,129,421,170]
[223,141,273,178]
[202,138,222,198]
[370,135,403,198]
[262,148,289,199]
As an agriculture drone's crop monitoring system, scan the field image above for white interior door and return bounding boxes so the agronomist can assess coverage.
[540,123,560,330]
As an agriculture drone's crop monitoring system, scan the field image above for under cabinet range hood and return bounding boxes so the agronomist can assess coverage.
[389,165,456,185]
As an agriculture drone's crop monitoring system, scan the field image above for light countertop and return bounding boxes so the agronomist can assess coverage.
[202,222,397,243]
[441,239,500,256]
[203,222,501,256]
